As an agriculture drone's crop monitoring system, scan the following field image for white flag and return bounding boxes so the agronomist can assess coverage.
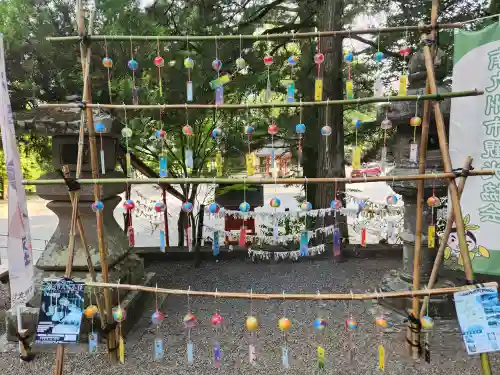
[0,34,34,306]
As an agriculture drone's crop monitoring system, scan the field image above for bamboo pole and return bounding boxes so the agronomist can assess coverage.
[21,170,494,186]
[422,4,493,373]
[408,0,440,359]
[45,22,463,42]
[419,156,472,318]
[35,90,482,110]
[75,1,117,362]
[85,280,498,301]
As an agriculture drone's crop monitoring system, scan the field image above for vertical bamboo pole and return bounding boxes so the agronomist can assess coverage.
[419,156,472,318]
[75,0,117,361]
[421,3,492,374]
[407,0,440,358]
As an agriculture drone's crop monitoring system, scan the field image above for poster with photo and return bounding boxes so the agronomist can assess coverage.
[35,279,85,344]
[454,287,500,355]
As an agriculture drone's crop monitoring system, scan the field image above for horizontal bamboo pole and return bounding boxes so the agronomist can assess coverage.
[85,280,498,301]
[22,170,494,186]
[46,22,463,42]
[36,90,483,111]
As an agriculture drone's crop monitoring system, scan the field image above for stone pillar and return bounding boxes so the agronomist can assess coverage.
[377,47,456,317]
[7,112,150,341]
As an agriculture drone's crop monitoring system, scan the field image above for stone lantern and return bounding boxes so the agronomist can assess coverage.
[6,106,150,340]
[378,47,455,316]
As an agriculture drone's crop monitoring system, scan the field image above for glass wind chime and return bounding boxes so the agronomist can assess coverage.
[358,200,368,247]
[182,200,194,252]
[211,292,224,368]
[183,109,194,173]
[278,292,291,369]
[151,284,166,360]
[246,289,259,365]
[345,293,358,364]
[95,119,106,176]
[183,288,197,364]
[321,100,332,153]
[112,288,127,363]
[427,184,440,249]
[268,118,281,244]
[212,39,224,104]
[184,37,194,102]
[156,113,168,178]
[300,180,312,256]
[154,201,166,252]
[268,120,279,178]
[344,36,355,100]
[421,299,435,363]
[154,38,165,97]
[245,107,255,176]
[314,37,325,101]
[127,40,139,105]
[121,109,133,178]
[240,178,248,247]
[314,292,328,369]
[263,47,274,102]
[212,113,223,177]
[373,34,385,96]
[374,299,388,372]
[352,103,362,172]
[398,31,411,97]
[208,201,221,256]
[295,103,305,173]
[84,290,99,354]
[410,98,422,164]
[380,99,392,174]
[330,183,343,257]
[102,38,113,103]
[284,53,298,102]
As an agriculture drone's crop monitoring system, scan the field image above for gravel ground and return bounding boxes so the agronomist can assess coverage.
[1,258,500,374]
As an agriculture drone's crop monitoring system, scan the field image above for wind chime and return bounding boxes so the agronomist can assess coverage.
[358,200,367,247]
[154,201,166,252]
[263,41,274,102]
[212,113,223,177]
[153,38,165,97]
[122,108,133,178]
[352,100,362,172]
[240,178,248,247]
[155,109,168,177]
[314,292,328,369]
[421,298,435,363]
[112,286,126,364]
[208,202,221,256]
[246,289,259,365]
[380,99,393,173]
[399,31,411,97]
[300,179,312,256]
[211,291,224,368]
[245,108,255,176]
[321,100,332,153]
[345,298,358,364]
[235,35,247,71]
[295,103,305,173]
[151,284,165,360]
[83,290,99,354]
[278,292,291,369]
[212,39,224,104]
[123,197,135,246]
[182,201,194,251]
[183,287,197,364]
[127,40,139,105]
[331,183,343,257]
[373,33,385,97]
[427,182,440,249]
[95,116,106,175]
[314,37,325,101]
[344,35,355,100]
[102,38,113,103]
[284,54,298,102]
[410,97,422,164]
[375,296,388,372]
[268,120,279,177]
[184,37,194,102]
[183,108,194,174]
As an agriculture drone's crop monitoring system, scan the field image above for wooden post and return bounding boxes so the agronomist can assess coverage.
[421,1,492,372]
[75,0,117,362]
[407,0,440,358]
[194,204,205,268]
[420,156,472,317]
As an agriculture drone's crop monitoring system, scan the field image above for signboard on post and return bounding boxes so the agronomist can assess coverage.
[0,34,34,304]
[449,22,500,275]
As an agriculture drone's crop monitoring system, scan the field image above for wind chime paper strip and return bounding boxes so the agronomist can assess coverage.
[159,153,168,177]
[154,338,163,360]
[185,149,194,169]
[187,81,193,101]
[160,230,165,252]
[378,344,385,370]
[318,346,325,369]
[209,74,231,89]
[119,336,125,363]
[361,227,367,247]
[399,74,408,96]
[428,225,436,248]
[246,153,255,176]
[213,341,221,367]
[352,146,361,170]
[282,346,290,368]
[314,79,323,101]
[213,231,220,256]
[249,344,256,364]
[286,82,295,103]
[126,152,132,177]
[215,86,224,105]
[410,143,418,162]
[187,342,194,363]
[300,231,309,256]
[89,332,98,354]
[215,152,223,177]
[333,228,341,257]
[100,150,106,175]
[346,80,354,99]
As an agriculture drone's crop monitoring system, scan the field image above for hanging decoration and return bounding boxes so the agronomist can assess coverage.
[128,39,139,105]
[314,36,324,101]
[245,107,255,176]
[373,33,384,97]
[375,308,387,371]
[332,183,342,257]
[268,121,279,178]
[345,294,358,364]
[263,54,273,102]
[91,200,104,214]
[380,99,392,172]
[239,201,250,213]
[279,293,291,369]
[212,38,224,105]
[240,178,248,247]
[155,201,166,252]
[410,97,422,163]
[102,38,113,103]
[212,117,223,177]
[421,302,434,363]
[352,101,362,172]
[112,288,126,364]
[283,54,298,103]
[314,292,327,369]
[123,199,135,246]
[236,35,247,71]
[122,108,133,178]
[246,289,258,365]
[182,201,194,251]
[151,284,165,360]
[85,291,99,354]
[211,296,223,368]
[321,100,332,153]
[184,287,197,364]
[296,103,305,173]
[398,31,411,96]
[154,38,165,97]
[183,108,194,174]
[157,110,168,178]
[344,42,354,99]
[248,244,326,261]
[300,179,310,256]
[427,185,440,249]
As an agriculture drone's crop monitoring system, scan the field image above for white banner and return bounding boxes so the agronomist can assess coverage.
[449,23,500,275]
[0,35,34,305]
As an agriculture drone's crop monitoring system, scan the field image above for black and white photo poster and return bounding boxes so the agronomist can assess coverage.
[35,279,85,344]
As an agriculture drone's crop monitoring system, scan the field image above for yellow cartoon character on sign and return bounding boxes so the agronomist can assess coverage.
[444,214,489,267]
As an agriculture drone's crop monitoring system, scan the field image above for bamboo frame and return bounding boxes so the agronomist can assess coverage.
[421,1,492,372]
[419,156,472,318]
[35,90,482,110]
[45,22,464,42]
[85,280,498,301]
[21,170,494,186]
